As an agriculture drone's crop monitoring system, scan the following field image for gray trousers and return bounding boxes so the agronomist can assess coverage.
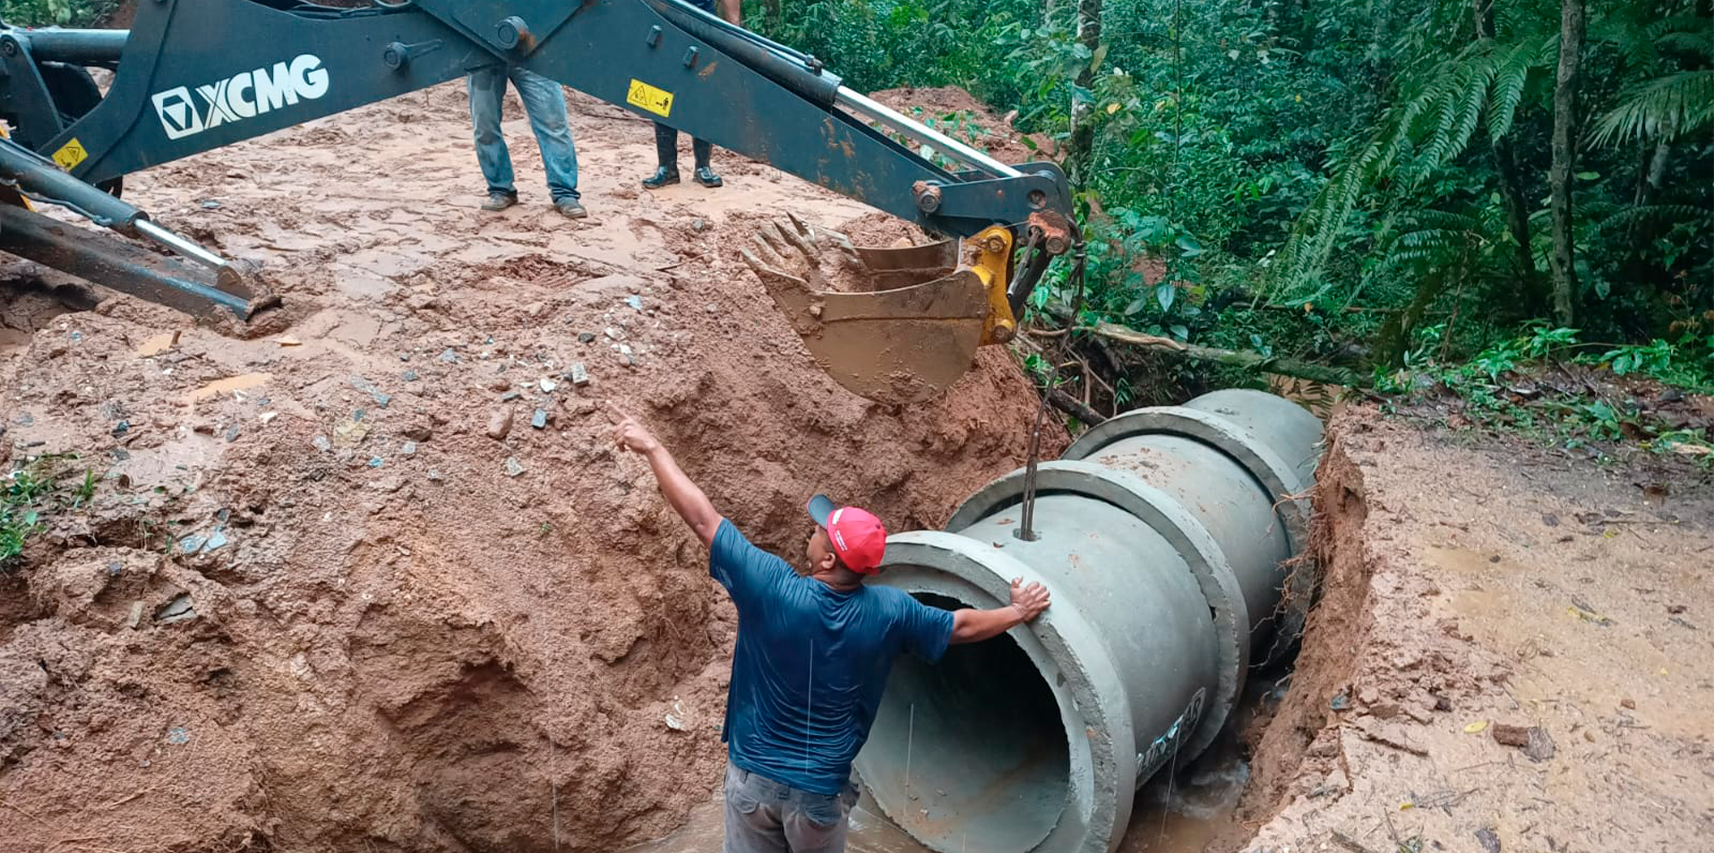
[723,760,858,853]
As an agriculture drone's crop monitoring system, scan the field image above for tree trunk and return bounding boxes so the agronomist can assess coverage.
[1547,0,1584,326]
[1474,0,1540,299]
[1065,0,1102,183]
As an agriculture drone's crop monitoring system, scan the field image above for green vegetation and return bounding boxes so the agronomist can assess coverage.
[2,454,98,568]
[752,0,1711,450]
[3,0,121,27]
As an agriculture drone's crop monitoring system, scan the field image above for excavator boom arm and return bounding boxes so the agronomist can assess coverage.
[0,0,1075,399]
[9,0,1070,242]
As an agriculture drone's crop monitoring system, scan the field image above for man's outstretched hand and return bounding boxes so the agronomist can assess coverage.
[1009,577,1050,621]
[606,402,661,455]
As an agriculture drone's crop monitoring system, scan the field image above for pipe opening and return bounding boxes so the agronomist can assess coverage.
[864,593,1068,853]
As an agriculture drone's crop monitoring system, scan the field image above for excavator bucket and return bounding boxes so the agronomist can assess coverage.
[742,215,990,405]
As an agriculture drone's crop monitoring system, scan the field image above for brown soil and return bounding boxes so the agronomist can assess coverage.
[0,81,1064,852]
[1230,405,1714,853]
[867,87,1057,165]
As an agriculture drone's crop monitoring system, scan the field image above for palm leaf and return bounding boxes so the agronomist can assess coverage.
[1589,69,1714,147]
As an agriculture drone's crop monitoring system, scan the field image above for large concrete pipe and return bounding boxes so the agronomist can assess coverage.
[852,389,1323,853]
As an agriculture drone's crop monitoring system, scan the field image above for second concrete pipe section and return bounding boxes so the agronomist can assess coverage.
[851,389,1323,853]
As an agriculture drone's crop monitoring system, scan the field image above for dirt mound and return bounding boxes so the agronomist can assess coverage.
[867,86,1056,166]
[0,82,1064,852]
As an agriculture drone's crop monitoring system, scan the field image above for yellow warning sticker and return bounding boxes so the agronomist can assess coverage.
[52,137,88,171]
[626,79,674,118]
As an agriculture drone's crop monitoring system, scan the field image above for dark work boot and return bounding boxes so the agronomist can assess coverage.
[481,191,518,212]
[693,166,723,188]
[642,166,680,189]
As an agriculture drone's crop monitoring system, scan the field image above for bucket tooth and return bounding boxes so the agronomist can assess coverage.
[743,216,987,404]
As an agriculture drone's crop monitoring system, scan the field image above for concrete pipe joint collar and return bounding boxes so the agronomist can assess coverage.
[852,389,1324,853]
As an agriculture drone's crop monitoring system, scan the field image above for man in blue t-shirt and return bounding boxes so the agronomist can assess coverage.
[606,404,1050,853]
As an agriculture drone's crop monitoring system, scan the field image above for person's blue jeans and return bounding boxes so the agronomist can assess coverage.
[466,65,579,202]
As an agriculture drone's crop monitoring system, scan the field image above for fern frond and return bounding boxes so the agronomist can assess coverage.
[1486,39,1541,142]
[1590,69,1714,147]
[1402,209,1482,231]
[1654,29,1714,60]
[1595,204,1711,232]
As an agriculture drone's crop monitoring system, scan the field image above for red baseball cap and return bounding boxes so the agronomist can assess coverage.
[807,494,887,574]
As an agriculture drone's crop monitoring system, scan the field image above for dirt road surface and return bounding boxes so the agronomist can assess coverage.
[1227,407,1714,853]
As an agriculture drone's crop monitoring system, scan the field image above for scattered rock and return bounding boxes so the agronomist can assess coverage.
[368,456,384,468]
[704,302,718,314]
[625,295,644,311]
[278,335,302,347]
[489,378,510,392]
[1475,828,1501,853]
[437,347,460,363]
[1488,554,1500,563]
[312,435,332,453]
[1620,698,1636,710]
[1542,512,1560,527]
[604,326,624,340]
[1329,691,1350,711]
[332,417,370,448]
[156,594,197,625]
[486,406,514,440]
[531,409,548,430]
[1524,727,1555,761]
[505,457,525,477]
[1494,722,1563,763]
[664,696,689,731]
[203,529,228,552]
[112,419,130,437]
[1366,702,1401,720]
[1666,603,1687,615]
[225,425,241,443]
[401,441,418,456]
[349,376,392,407]
[540,377,558,393]
[578,332,596,344]
[427,469,443,482]
[125,601,144,630]
[400,424,432,442]
[402,369,419,382]
[166,726,192,744]
[259,411,278,425]
[1433,695,1453,712]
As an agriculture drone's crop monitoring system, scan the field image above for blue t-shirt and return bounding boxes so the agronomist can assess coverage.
[710,519,955,795]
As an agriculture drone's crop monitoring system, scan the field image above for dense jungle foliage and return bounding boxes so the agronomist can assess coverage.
[750,0,1712,403]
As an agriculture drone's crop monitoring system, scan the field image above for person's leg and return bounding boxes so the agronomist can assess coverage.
[466,68,516,207]
[691,137,724,187]
[723,762,789,853]
[780,781,855,853]
[507,67,581,209]
[644,122,682,188]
